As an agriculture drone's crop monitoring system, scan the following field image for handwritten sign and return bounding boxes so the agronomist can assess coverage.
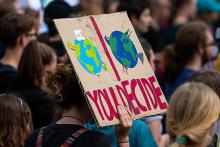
[54,12,168,127]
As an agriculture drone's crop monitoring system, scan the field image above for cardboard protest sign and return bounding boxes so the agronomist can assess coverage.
[54,12,168,127]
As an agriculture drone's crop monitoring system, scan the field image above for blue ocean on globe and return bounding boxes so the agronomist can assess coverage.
[105,30,138,68]
[73,38,102,75]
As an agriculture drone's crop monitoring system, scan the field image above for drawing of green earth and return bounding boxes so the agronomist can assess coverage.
[68,38,102,75]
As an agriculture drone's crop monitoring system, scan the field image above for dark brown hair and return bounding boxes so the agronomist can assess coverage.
[188,71,220,98]
[0,94,32,147]
[169,0,193,24]
[17,40,55,87]
[0,2,16,19]
[0,12,34,47]
[118,0,150,19]
[46,64,86,110]
[163,21,209,83]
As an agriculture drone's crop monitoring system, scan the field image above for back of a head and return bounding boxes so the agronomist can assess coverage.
[0,2,16,19]
[163,21,209,83]
[44,1,73,36]
[46,64,86,110]
[118,0,150,19]
[0,94,32,147]
[169,0,193,24]
[167,82,220,147]
[0,12,34,48]
[188,71,220,98]
[17,40,55,87]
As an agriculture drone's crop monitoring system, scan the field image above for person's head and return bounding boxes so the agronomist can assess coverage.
[0,94,32,147]
[0,12,35,49]
[188,71,220,97]
[197,0,220,24]
[150,0,171,22]
[118,0,152,33]
[167,82,220,147]
[81,0,103,15]
[0,0,19,11]
[17,40,57,88]
[140,38,156,71]
[176,21,214,64]
[46,64,87,112]
[164,21,213,83]
[0,1,16,19]
[170,0,196,24]
[44,1,73,36]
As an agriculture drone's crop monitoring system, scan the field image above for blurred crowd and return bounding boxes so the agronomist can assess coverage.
[0,0,220,147]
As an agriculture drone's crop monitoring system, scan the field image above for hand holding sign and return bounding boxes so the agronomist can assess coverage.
[116,105,132,145]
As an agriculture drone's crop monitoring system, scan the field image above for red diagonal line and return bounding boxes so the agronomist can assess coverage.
[90,16,121,81]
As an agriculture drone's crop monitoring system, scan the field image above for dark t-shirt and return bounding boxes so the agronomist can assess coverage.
[165,68,195,99]
[25,124,111,147]
[0,63,16,93]
[12,85,55,129]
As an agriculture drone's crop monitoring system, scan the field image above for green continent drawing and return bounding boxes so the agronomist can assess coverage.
[105,30,138,68]
[68,38,102,75]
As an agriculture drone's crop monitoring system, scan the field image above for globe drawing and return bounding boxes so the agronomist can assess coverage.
[73,38,102,75]
[105,30,138,68]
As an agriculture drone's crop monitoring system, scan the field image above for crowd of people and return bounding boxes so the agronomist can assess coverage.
[0,0,220,147]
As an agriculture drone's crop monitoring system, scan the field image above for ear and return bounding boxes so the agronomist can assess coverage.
[197,44,205,55]
[17,35,26,47]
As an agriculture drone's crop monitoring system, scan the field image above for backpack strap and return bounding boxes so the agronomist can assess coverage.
[61,128,88,147]
[36,127,47,147]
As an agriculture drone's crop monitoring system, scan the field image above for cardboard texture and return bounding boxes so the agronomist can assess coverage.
[54,12,168,127]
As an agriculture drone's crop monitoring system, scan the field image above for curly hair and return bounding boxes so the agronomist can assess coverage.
[46,64,86,110]
[0,94,32,147]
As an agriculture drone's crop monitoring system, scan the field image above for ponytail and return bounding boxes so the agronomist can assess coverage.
[163,45,183,83]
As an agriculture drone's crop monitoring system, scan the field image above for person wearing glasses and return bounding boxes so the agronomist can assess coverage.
[0,12,35,93]
[163,21,217,100]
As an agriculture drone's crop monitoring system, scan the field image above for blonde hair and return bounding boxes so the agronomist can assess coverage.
[167,82,220,147]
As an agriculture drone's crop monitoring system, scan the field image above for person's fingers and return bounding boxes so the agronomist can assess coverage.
[121,106,129,127]
[118,105,132,127]
[123,106,133,127]
[124,106,133,116]
[123,107,132,127]
[117,105,124,123]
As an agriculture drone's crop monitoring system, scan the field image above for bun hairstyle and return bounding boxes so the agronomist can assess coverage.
[167,82,220,147]
[46,64,86,110]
